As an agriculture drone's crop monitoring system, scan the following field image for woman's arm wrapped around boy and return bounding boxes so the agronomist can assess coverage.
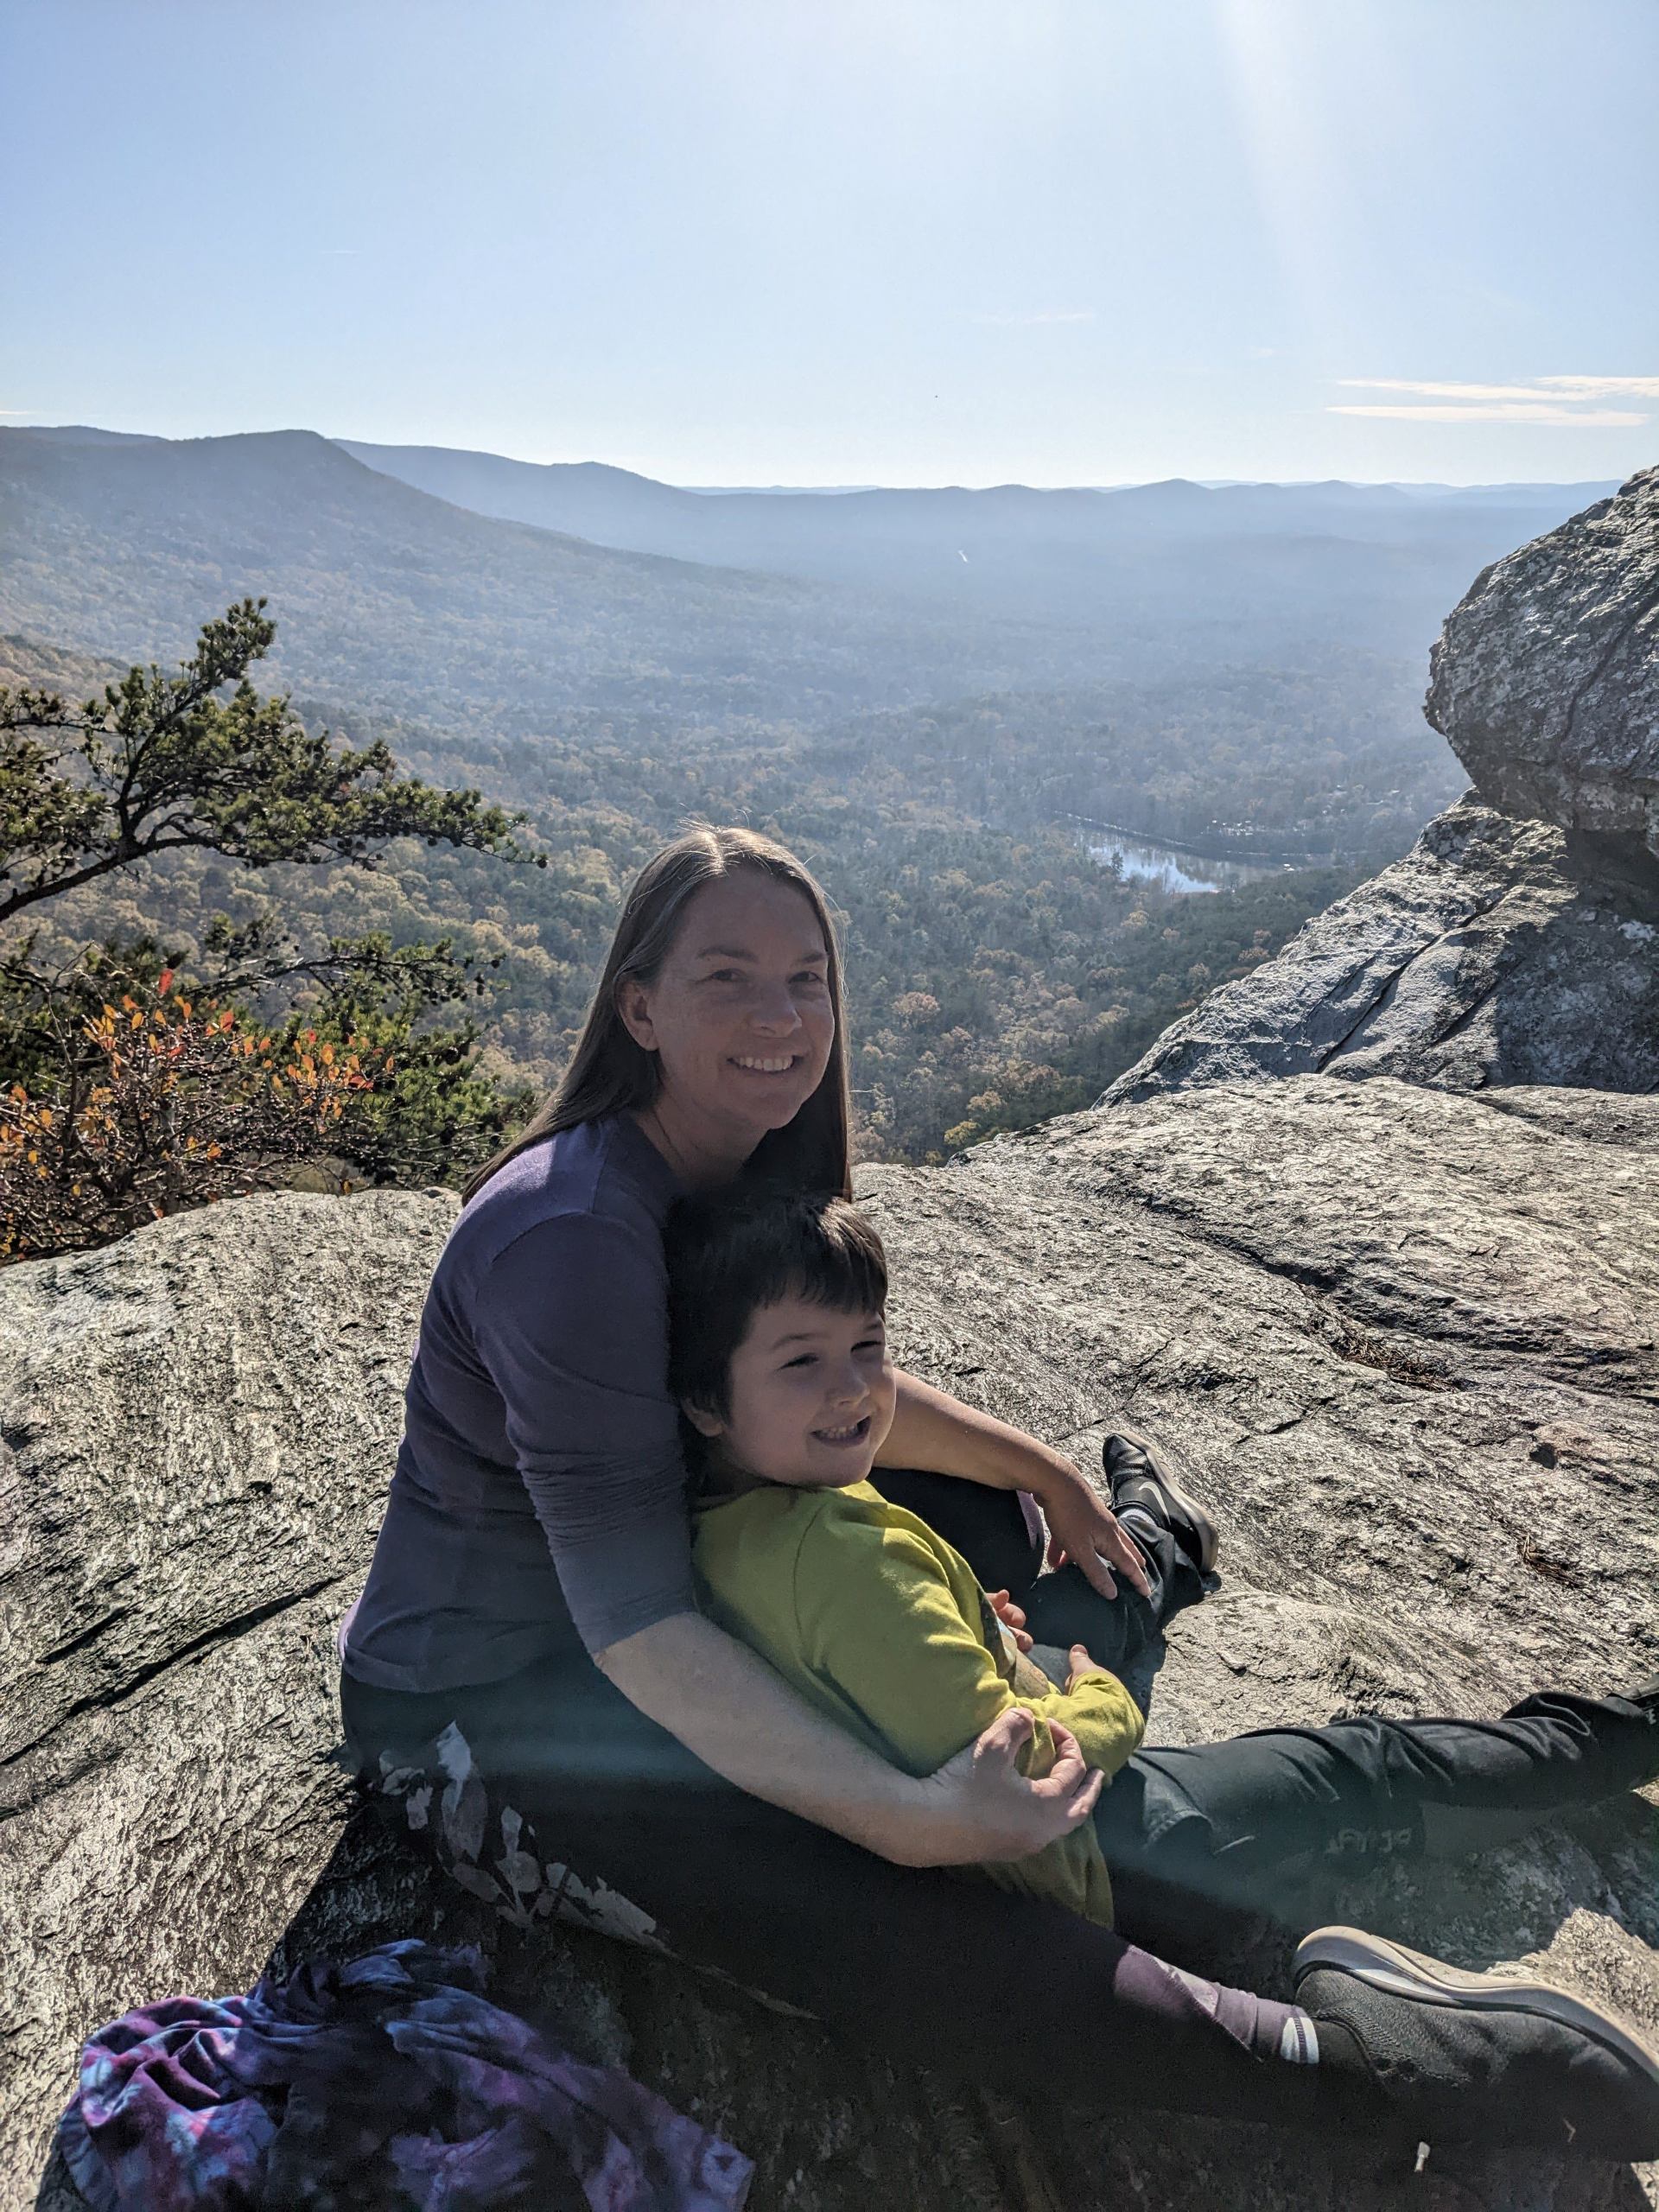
[694,1482,1141,1925]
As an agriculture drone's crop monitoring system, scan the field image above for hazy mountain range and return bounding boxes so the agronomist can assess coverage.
[335,435,1611,650]
[5,427,1612,715]
[0,423,1611,1153]
[1,416,1605,874]
[1,424,997,736]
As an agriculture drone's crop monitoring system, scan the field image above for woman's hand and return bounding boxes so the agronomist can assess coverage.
[986,1588,1033,1653]
[1040,1471,1151,1602]
[601,1611,1099,1869]
[918,1707,1104,1864]
[881,1371,1151,1602]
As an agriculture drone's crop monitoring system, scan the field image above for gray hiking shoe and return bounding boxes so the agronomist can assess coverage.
[1294,1925,1659,2161]
[1102,1424,1218,1575]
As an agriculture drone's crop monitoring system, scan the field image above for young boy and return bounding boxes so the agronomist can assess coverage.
[661,1188,1659,2152]
[665,1185,1145,1929]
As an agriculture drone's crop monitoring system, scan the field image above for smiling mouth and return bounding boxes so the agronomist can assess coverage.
[813,1416,872,1446]
[729,1053,803,1075]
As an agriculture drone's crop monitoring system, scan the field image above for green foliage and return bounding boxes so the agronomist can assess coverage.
[0,607,552,1255]
[270,933,533,1190]
[0,593,1419,1186]
[0,923,531,1258]
[823,833,1365,1158]
[804,660,1456,865]
[0,599,540,925]
[10,686,1375,1174]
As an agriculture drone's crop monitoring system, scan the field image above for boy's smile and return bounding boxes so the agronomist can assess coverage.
[813,1416,872,1446]
[685,1291,897,1490]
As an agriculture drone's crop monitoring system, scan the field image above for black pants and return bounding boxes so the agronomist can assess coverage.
[869,1471,1658,1928]
[871,1464,1210,1690]
[340,1477,1656,2126]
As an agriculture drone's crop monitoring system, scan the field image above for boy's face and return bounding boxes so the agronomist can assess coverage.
[687,1293,897,1489]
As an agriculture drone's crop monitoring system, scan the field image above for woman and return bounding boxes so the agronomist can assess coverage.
[340,827,1659,2157]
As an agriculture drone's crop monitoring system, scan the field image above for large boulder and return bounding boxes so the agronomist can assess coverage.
[1426,468,1659,854]
[5,1083,1659,2210]
[1100,472,1659,1113]
[1097,792,1659,1108]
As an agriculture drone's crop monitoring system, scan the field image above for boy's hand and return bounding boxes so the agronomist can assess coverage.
[930,1707,1103,1861]
[986,1588,1033,1653]
[1065,1643,1103,1694]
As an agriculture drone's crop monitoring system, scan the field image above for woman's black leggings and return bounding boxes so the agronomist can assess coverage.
[338,1476,1656,2127]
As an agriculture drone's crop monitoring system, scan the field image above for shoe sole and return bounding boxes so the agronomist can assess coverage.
[1294,1925,1659,2088]
[1105,1422,1219,1575]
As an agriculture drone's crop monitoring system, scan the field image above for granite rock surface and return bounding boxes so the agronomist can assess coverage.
[1098,793,1659,1108]
[6,1081,1659,2211]
[1426,467,1659,853]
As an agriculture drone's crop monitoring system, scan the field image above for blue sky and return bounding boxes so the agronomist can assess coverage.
[3,0,1656,486]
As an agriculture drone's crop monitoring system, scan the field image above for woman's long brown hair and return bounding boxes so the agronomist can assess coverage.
[461,825,853,1204]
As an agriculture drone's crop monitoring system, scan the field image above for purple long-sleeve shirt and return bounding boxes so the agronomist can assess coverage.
[343,1115,696,1690]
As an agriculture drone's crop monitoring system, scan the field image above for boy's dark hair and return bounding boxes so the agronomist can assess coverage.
[664,1188,888,1423]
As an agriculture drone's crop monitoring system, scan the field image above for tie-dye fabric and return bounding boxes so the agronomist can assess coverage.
[55,1940,752,2212]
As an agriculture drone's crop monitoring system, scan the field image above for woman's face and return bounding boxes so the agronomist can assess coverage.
[619,872,836,1154]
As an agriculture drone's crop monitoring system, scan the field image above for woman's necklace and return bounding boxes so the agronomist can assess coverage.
[639,1098,745,1191]
[641,1100,702,1187]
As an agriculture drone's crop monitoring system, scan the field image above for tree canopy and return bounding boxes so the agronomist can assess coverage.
[0,603,543,1257]
[0,597,541,926]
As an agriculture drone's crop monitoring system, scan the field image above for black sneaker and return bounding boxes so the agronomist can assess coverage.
[1611,1674,1659,1784]
[1102,1424,1218,1575]
[1294,1925,1659,2161]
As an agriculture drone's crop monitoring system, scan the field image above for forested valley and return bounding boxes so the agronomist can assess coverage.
[2,425,1572,1190]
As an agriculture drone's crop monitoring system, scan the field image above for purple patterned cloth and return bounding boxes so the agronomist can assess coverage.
[55,1941,752,2212]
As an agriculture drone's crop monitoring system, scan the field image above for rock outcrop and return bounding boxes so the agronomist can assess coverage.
[1427,467,1659,854]
[1100,474,1659,1111]
[6,1079,1658,2210]
[1,1192,448,2212]
[1099,793,1659,1107]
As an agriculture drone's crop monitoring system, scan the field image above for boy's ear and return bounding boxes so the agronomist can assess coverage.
[681,1397,725,1440]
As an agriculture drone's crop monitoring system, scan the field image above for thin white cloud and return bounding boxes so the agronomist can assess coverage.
[1338,376,1659,404]
[1340,379,1565,402]
[1540,375,1659,397]
[1330,374,1656,427]
[1333,402,1647,427]
[970,310,1096,327]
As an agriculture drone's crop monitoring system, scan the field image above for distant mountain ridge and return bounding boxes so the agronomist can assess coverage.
[334,434,1612,547]
[0,419,1507,1162]
[329,435,1616,652]
[0,425,1042,734]
[0,417,1502,867]
[6,424,1613,687]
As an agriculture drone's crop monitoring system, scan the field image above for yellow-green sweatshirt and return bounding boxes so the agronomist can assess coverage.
[692,1478,1144,1927]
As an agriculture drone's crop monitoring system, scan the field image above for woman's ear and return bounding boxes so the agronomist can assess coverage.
[616,976,658,1052]
[681,1397,725,1440]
